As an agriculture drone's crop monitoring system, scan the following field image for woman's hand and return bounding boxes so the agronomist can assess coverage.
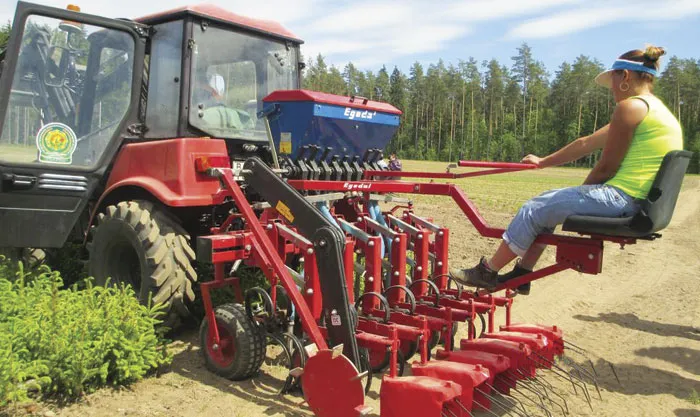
[521,154,545,168]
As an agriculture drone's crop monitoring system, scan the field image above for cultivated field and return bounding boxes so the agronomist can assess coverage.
[49,160,700,417]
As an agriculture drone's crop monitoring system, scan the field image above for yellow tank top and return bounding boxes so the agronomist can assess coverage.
[606,95,684,199]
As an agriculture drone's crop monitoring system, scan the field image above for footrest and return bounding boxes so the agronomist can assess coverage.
[412,360,490,414]
[380,375,462,417]
[500,323,564,357]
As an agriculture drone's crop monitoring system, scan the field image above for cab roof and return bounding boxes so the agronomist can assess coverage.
[136,4,303,43]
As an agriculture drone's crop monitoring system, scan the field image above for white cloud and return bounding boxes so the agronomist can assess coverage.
[445,0,584,21]
[0,0,320,27]
[298,0,581,67]
[507,6,623,39]
[507,0,700,39]
[2,0,697,70]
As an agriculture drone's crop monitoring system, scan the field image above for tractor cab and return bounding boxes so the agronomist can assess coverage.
[0,2,303,248]
[137,4,303,143]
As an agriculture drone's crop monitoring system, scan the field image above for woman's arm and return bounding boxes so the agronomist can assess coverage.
[583,98,648,185]
[522,124,610,168]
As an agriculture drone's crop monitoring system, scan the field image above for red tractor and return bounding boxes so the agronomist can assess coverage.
[0,2,311,326]
[0,2,692,416]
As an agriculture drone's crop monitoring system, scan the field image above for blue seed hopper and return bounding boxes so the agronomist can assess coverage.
[262,90,402,159]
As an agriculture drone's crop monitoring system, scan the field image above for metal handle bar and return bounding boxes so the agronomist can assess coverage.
[458,160,537,169]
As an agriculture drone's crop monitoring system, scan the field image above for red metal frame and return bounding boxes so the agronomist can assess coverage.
[289,176,637,292]
[201,169,329,351]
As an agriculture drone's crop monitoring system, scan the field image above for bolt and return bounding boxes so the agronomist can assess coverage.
[319,239,327,247]
[588,253,594,260]
[244,244,252,251]
[416,266,423,272]
[414,185,419,191]
[357,216,364,222]
[437,262,443,267]
[394,237,400,243]
[306,288,314,295]
[331,309,337,315]
[212,343,219,351]
[368,276,374,282]
[417,234,423,239]
[438,231,444,236]
[307,248,314,255]
[266,224,273,230]
[368,241,375,247]
[403,213,408,218]
[394,271,399,276]
[355,249,362,254]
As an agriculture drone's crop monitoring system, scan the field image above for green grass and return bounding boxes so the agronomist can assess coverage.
[688,389,700,405]
[0,144,37,164]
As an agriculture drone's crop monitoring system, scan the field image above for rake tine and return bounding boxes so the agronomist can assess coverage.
[475,387,528,417]
[528,376,569,415]
[609,361,621,385]
[512,376,548,409]
[526,379,567,416]
[539,357,593,400]
[442,406,458,417]
[489,385,530,417]
[588,358,599,377]
[560,355,599,383]
[564,340,621,385]
[542,354,602,402]
[520,379,559,414]
[524,375,552,400]
[510,388,553,417]
[472,399,503,417]
[452,399,476,417]
[570,363,602,401]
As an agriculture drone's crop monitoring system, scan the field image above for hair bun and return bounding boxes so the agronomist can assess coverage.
[643,45,666,62]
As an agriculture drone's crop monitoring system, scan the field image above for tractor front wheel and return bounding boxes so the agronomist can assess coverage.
[199,303,266,380]
[88,200,197,329]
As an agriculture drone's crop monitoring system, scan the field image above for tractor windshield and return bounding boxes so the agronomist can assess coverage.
[189,23,299,142]
[0,15,135,167]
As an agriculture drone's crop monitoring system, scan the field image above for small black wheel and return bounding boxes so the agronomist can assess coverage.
[199,303,266,380]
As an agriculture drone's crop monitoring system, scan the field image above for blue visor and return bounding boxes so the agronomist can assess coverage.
[595,59,658,89]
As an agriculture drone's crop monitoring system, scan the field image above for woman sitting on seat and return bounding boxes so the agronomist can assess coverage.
[450,45,683,295]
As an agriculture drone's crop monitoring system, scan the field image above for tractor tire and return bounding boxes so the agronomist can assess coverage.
[88,200,197,329]
[199,303,266,380]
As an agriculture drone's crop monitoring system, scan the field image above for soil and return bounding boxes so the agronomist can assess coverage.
[30,170,700,417]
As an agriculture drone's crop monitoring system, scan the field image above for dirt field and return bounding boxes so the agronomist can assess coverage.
[49,161,700,417]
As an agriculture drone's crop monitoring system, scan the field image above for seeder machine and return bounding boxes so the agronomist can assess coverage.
[195,91,691,417]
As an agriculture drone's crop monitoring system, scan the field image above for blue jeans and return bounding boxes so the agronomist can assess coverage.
[502,184,639,256]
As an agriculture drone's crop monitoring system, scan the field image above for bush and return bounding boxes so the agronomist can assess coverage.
[0,256,172,408]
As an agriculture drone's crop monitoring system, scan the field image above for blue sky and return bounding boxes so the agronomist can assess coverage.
[2,0,699,78]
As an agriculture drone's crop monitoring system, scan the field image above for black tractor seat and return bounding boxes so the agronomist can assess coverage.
[562,150,693,239]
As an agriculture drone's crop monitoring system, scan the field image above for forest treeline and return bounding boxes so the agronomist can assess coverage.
[301,44,700,172]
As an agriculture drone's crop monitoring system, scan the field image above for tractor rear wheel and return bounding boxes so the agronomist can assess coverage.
[199,303,266,380]
[88,200,197,329]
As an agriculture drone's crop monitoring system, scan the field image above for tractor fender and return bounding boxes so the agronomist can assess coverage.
[84,138,229,243]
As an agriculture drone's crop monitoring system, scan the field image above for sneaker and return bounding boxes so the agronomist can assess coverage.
[498,262,532,295]
[449,257,499,290]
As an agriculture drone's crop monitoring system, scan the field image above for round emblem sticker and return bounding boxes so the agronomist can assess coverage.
[36,123,77,164]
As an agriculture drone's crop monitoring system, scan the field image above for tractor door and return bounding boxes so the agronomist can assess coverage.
[0,2,149,248]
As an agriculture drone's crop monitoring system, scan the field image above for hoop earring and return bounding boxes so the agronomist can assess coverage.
[620,82,630,92]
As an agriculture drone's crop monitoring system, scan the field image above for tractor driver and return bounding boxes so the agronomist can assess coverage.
[193,67,225,109]
[450,45,684,296]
